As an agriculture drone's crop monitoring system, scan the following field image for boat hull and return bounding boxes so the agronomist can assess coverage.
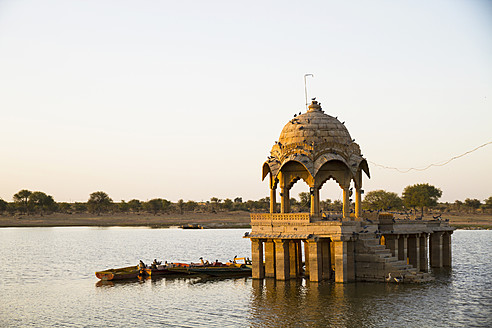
[186,266,252,277]
[95,265,140,281]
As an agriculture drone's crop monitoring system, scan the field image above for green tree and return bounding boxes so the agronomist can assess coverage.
[402,183,442,218]
[184,200,198,212]
[13,189,32,214]
[454,200,463,213]
[298,192,310,211]
[363,190,402,211]
[333,200,343,211]
[28,191,56,215]
[128,199,142,212]
[210,197,221,212]
[88,191,113,215]
[118,200,130,213]
[177,199,184,214]
[74,202,88,213]
[223,198,233,210]
[57,202,72,214]
[464,198,481,213]
[484,197,492,209]
[144,198,164,214]
[0,198,7,213]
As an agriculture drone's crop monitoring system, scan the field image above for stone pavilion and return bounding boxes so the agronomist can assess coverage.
[246,99,455,283]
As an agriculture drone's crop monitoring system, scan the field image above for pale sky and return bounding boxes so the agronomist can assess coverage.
[1,0,491,204]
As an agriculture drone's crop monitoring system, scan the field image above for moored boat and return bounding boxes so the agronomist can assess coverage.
[186,265,252,277]
[141,262,190,277]
[95,265,140,281]
[180,224,203,229]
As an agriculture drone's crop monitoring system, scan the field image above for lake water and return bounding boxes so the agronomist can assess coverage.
[0,228,490,327]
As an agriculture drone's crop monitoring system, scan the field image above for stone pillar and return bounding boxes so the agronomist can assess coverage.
[397,235,408,263]
[430,232,443,268]
[308,241,322,282]
[333,240,355,283]
[280,188,290,213]
[264,240,276,278]
[442,232,452,267]
[289,241,298,278]
[275,240,290,280]
[407,235,420,270]
[310,187,320,216]
[342,187,350,219]
[251,238,264,279]
[355,188,362,219]
[304,241,310,277]
[419,233,428,272]
[384,235,399,259]
[270,187,276,214]
[321,240,332,280]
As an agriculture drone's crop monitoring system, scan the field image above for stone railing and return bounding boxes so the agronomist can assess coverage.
[250,213,311,224]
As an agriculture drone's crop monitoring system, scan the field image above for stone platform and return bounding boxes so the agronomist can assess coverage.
[246,213,455,283]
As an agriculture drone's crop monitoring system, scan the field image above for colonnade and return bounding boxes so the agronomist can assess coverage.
[269,184,363,220]
[251,237,355,283]
[383,231,453,271]
[251,231,453,283]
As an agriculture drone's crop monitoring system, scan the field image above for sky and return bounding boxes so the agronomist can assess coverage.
[0,0,491,204]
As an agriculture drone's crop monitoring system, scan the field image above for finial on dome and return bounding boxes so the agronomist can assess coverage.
[308,99,322,112]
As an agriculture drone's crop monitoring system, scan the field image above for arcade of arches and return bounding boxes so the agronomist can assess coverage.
[247,99,455,283]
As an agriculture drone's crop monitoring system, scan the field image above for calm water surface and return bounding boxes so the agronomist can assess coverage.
[0,228,490,327]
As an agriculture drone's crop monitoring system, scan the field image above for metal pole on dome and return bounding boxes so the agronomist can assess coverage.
[304,74,314,110]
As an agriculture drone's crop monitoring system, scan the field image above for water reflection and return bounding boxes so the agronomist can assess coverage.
[249,278,437,328]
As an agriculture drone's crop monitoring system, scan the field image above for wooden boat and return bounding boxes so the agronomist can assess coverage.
[171,257,252,277]
[186,265,251,277]
[141,263,190,277]
[95,265,140,281]
[180,224,203,229]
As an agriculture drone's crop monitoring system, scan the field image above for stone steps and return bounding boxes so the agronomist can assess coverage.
[355,235,431,283]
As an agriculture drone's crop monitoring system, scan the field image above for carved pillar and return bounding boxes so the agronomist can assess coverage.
[419,233,428,272]
[251,238,264,279]
[275,240,290,280]
[385,235,399,259]
[308,241,322,282]
[430,232,443,268]
[280,187,290,213]
[289,241,298,278]
[270,187,276,214]
[321,240,332,280]
[342,187,350,219]
[398,235,408,263]
[310,187,320,216]
[355,188,362,219]
[333,239,355,283]
[264,240,276,277]
[442,232,452,267]
[407,234,420,270]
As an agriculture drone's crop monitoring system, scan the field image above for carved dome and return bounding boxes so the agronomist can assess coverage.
[263,99,370,182]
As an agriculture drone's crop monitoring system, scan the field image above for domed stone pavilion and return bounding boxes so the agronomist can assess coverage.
[246,98,455,284]
[262,99,369,218]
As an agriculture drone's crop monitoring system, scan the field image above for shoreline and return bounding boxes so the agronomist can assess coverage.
[1,212,490,229]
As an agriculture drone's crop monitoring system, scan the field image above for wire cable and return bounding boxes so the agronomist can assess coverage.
[369,141,492,173]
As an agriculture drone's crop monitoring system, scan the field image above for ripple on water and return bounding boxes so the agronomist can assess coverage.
[0,228,491,327]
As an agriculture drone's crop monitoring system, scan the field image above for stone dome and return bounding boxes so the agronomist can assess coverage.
[263,99,370,182]
[278,100,353,147]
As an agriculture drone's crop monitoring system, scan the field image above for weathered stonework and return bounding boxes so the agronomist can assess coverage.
[247,99,455,283]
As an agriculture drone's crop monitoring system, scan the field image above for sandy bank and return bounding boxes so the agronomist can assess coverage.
[0,212,490,229]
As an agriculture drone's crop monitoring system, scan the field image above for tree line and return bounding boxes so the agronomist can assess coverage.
[0,184,490,216]
[0,190,272,216]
